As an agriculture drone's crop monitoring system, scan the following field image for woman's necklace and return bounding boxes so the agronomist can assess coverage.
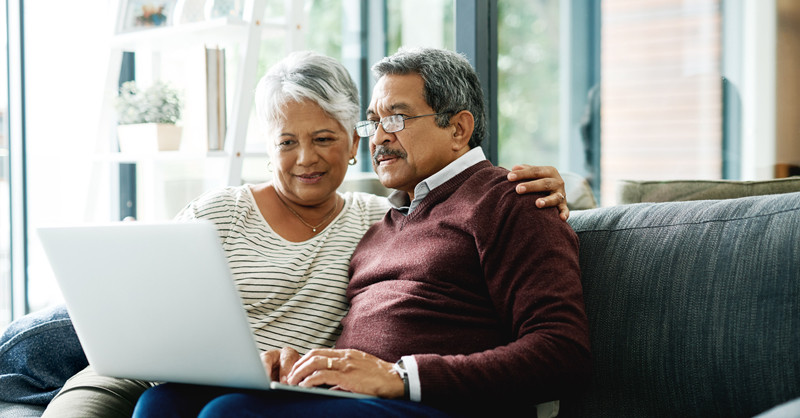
[274,188,339,233]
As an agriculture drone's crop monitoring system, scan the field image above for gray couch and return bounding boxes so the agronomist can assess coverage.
[561,190,800,417]
[2,189,798,418]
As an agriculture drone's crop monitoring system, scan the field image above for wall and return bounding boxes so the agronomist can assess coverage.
[777,0,800,172]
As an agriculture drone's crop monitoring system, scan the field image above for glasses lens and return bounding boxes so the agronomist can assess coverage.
[355,121,376,137]
[382,115,404,133]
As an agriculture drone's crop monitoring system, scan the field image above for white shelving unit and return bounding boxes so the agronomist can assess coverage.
[95,0,306,221]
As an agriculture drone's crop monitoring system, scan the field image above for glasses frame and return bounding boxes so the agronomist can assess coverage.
[355,112,449,137]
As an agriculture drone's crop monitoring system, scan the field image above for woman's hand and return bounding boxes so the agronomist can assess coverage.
[507,164,569,221]
[261,347,301,383]
[286,348,404,398]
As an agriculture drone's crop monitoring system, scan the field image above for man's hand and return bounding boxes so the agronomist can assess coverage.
[507,164,569,221]
[261,347,301,383]
[285,348,404,399]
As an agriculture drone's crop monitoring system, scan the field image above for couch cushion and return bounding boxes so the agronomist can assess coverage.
[617,177,800,204]
[0,401,45,418]
[563,192,800,417]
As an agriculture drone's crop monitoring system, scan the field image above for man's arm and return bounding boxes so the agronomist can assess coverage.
[283,347,405,398]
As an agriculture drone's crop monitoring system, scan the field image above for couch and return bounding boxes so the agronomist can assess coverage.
[2,187,798,417]
[559,190,800,417]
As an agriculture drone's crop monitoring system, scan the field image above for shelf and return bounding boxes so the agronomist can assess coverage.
[96,0,305,221]
[95,150,280,164]
[110,16,286,52]
[98,150,230,163]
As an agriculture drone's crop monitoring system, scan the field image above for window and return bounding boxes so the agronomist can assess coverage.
[600,0,722,204]
[496,0,560,169]
[5,0,796,322]
[0,0,9,328]
[386,0,454,53]
[496,0,727,206]
[21,2,110,313]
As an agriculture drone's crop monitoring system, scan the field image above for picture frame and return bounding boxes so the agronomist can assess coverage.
[116,0,179,34]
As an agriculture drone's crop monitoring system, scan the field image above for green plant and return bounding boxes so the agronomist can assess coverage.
[115,81,182,125]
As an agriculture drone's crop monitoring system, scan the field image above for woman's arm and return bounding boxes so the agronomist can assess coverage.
[507,165,569,220]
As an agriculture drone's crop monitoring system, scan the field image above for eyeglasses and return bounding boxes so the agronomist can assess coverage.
[354,112,448,138]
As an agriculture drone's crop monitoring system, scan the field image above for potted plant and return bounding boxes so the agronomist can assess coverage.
[115,80,183,153]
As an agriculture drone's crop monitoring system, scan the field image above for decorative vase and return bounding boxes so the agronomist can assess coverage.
[117,123,183,153]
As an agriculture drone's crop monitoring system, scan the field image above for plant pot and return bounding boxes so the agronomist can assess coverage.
[117,123,183,153]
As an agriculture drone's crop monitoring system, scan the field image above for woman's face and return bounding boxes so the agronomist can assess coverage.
[270,100,359,207]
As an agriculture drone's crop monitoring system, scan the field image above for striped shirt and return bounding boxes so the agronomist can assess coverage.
[174,185,389,354]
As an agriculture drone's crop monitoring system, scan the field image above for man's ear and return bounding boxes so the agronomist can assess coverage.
[450,110,475,151]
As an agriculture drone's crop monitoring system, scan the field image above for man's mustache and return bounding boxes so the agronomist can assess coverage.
[372,146,408,165]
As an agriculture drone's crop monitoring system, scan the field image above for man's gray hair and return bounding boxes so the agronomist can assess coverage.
[371,47,486,148]
[255,51,360,137]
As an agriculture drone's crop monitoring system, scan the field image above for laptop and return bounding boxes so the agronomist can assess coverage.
[37,220,372,399]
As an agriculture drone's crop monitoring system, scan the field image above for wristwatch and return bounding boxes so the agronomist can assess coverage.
[392,359,410,400]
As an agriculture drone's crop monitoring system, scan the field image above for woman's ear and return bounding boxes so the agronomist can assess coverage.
[350,131,361,160]
[450,110,475,151]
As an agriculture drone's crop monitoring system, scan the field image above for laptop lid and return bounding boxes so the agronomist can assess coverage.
[37,221,273,390]
[37,221,372,399]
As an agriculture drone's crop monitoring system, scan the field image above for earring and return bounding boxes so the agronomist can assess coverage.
[348,157,357,166]
[267,161,273,172]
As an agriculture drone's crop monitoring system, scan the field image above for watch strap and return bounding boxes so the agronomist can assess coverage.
[393,359,410,400]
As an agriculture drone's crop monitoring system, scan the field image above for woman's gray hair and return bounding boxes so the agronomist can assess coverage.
[371,47,486,148]
[255,51,360,139]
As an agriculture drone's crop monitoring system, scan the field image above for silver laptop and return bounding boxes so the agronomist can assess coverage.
[37,220,371,399]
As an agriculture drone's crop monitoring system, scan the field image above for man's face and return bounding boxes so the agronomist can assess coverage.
[367,73,459,198]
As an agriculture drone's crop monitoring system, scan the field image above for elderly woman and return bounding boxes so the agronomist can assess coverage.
[1,50,568,417]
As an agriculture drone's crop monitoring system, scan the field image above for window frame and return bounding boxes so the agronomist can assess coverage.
[7,0,28,320]
[454,0,499,164]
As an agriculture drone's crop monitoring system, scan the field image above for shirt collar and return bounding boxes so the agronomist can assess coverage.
[387,147,487,214]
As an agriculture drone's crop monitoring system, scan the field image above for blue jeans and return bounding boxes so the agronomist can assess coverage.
[0,304,88,405]
[133,383,454,418]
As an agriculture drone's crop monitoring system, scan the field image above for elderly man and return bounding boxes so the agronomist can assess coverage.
[133,47,590,417]
[290,47,590,415]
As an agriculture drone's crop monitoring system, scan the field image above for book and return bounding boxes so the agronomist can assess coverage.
[205,46,227,151]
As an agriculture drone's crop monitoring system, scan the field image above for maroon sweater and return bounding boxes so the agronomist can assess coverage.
[338,161,591,414]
